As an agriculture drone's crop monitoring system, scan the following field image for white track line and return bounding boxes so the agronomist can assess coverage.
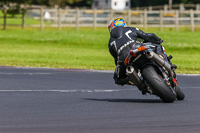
[0,87,198,93]
[0,89,137,93]
[0,72,51,75]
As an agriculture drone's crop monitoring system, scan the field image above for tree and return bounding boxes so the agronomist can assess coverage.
[30,0,49,5]
[65,0,93,7]
[180,0,200,4]
[65,0,83,5]
[1,0,200,9]
[130,0,200,7]
[48,0,85,7]
[0,0,33,16]
[0,0,32,5]
[48,0,66,7]
[131,0,169,7]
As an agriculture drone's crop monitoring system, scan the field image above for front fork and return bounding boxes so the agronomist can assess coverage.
[161,69,177,95]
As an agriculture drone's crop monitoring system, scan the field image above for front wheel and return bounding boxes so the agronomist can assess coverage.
[176,86,185,100]
[142,65,176,103]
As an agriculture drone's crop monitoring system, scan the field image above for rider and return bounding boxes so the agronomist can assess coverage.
[108,18,174,86]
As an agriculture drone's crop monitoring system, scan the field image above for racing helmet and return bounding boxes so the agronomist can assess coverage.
[108,18,127,33]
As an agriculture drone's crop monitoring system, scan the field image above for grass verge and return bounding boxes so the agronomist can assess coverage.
[0,27,199,74]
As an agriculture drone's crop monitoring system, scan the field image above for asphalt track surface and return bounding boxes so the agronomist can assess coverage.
[0,67,200,133]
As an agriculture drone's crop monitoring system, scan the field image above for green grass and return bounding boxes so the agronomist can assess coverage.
[0,28,114,70]
[0,27,199,74]
[153,30,200,74]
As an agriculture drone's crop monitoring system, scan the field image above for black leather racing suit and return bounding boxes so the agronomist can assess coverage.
[108,26,162,85]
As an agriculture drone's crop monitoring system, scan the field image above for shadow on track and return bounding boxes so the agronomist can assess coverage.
[83,98,162,103]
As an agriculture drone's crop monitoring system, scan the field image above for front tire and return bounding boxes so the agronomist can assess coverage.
[176,86,185,100]
[142,65,176,103]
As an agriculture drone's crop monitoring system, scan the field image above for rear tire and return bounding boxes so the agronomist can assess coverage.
[142,65,176,103]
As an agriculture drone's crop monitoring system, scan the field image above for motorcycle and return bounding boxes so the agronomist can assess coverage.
[124,42,185,103]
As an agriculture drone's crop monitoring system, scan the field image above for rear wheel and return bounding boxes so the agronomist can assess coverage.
[142,65,176,103]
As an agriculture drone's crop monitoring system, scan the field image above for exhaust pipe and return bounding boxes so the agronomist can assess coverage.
[146,51,174,86]
[126,66,142,86]
[146,51,171,70]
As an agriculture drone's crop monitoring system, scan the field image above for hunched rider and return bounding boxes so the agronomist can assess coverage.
[108,18,173,86]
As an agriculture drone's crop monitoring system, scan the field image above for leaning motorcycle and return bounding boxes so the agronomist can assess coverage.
[124,42,185,103]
